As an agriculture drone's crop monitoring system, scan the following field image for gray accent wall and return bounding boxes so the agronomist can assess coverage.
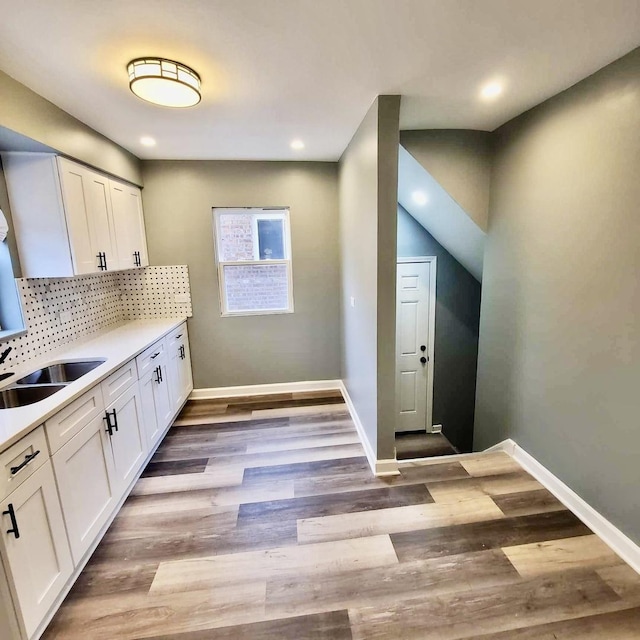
[398,205,480,452]
[474,46,640,544]
[400,130,493,231]
[141,160,341,389]
[0,71,142,185]
[339,96,400,461]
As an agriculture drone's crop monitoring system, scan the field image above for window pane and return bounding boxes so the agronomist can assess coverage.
[217,212,256,262]
[223,263,289,312]
[257,219,285,260]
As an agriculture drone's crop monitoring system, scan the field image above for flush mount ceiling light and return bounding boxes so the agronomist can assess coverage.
[140,136,156,147]
[127,57,201,108]
[290,139,305,150]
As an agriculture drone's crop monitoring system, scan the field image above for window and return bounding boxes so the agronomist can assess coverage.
[213,207,294,316]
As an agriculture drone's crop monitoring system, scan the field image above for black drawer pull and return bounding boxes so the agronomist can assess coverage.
[150,352,161,360]
[10,450,41,475]
[3,504,19,539]
[103,409,118,436]
[175,334,183,339]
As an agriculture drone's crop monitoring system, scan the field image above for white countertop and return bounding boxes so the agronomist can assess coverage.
[0,318,187,452]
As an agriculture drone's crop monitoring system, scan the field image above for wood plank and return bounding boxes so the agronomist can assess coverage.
[459,452,522,477]
[131,466,245,495]
[492,488,565,517]
[243,456,372,483]
[597,564,640,599]
[502,534,624,578]
[349,570,621,640]
[237,484,434,526]
[149,534,399,595]
[266,549,519,618]
[391,510,592,562]
[140,458,209,478]
[134,610,353,640]
[297,496,505,545]
[246,431,360,454]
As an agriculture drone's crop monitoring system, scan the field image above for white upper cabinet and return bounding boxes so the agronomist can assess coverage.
[110,181,149,270]
[1,153,149,278]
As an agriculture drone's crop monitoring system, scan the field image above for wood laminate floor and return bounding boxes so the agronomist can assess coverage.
[43,392,640,639]
[395,430,458,459]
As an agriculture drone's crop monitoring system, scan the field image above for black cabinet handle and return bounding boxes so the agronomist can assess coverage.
[150,352,160,360]
[179,345,185,360]
[103,409,118,435]
[10,450,41,475]
[97,252,106,271]
[154,366,161,384]
[3,504,19,539]
[175,334,183,339]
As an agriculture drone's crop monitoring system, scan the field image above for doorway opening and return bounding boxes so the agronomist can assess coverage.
[395,257,457,459]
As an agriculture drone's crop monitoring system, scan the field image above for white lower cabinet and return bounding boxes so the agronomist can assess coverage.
[104,384,146,495]
[52,414,117,564]
[167,323,194,414]
[0,462,73,639]
[139,358,172,451]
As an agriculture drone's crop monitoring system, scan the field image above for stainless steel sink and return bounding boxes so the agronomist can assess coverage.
[15,360,105,385]
[0,384,68,409]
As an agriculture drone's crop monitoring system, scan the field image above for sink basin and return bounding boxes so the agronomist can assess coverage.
[0,385,68,409]
[15,360,105,385]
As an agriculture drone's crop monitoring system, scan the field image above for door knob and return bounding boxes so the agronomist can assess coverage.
[420,345,426,352]
[420,356,427,364]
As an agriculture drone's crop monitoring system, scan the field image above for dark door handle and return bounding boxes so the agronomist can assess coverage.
[3,504,19,539]
[420,345,426,352]
[10,450,41,475]
[420,356,427,364]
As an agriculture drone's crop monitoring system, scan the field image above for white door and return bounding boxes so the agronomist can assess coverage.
[0,462,73,638]
[395,260,436,433]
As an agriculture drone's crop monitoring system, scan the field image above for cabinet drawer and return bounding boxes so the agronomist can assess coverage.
[45,386,104,454]
[101,359,137,406]
[0,426,48,501]
[136,339,165,378]
[166,322,187,350]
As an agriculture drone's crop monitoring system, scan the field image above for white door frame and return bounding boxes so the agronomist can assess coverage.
[396,256,437,433]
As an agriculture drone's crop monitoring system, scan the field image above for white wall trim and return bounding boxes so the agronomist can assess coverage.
[338,381,399,477]
[489,438,640,574]
[190,379,342,400]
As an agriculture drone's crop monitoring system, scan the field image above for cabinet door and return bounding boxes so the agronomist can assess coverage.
[57,158,99,274]
[84,169,118,272]
[52,414,117,565]
[139,369,160,451]
[0,462,73,639]
[167,326,193,414]
[110,181,149,270]
[154,360,173,433]
[105,385,146,494]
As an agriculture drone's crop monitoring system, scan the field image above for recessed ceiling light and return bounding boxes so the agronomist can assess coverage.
[480,81,503,100]
[140,136,156,147]
[128,57,201,108]
[290,139,305,150]
[412,191,428,206]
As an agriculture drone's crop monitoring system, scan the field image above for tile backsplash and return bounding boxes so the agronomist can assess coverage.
[0,265,191,372]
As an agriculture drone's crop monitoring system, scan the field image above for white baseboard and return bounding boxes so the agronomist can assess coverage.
[489,438,640,574]
[190,379,342,400]
[338,382,399,477]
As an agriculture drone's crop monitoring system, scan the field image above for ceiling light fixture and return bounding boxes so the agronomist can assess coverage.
[480,81,503,100]
[412,191,428,206]
[290,139,305,150]
[140,136,156,147]
[127,57,201,108]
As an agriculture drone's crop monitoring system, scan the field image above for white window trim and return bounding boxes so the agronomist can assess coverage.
[213,208,294,317]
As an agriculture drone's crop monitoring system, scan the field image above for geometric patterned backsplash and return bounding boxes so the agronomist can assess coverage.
[0,265,191,373]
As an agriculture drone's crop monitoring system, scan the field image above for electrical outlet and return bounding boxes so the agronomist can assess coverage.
[431,424,443,434]
[174,293,190,303]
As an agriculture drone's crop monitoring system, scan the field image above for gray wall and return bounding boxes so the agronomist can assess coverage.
[141,160,341,389]
[400,130,493,231]
[398,206,480,452]
[474,46,640,544]
[339,96,400,461]
[0,71,142,186]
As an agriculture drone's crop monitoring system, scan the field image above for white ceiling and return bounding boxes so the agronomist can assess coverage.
[0,0,638,161]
